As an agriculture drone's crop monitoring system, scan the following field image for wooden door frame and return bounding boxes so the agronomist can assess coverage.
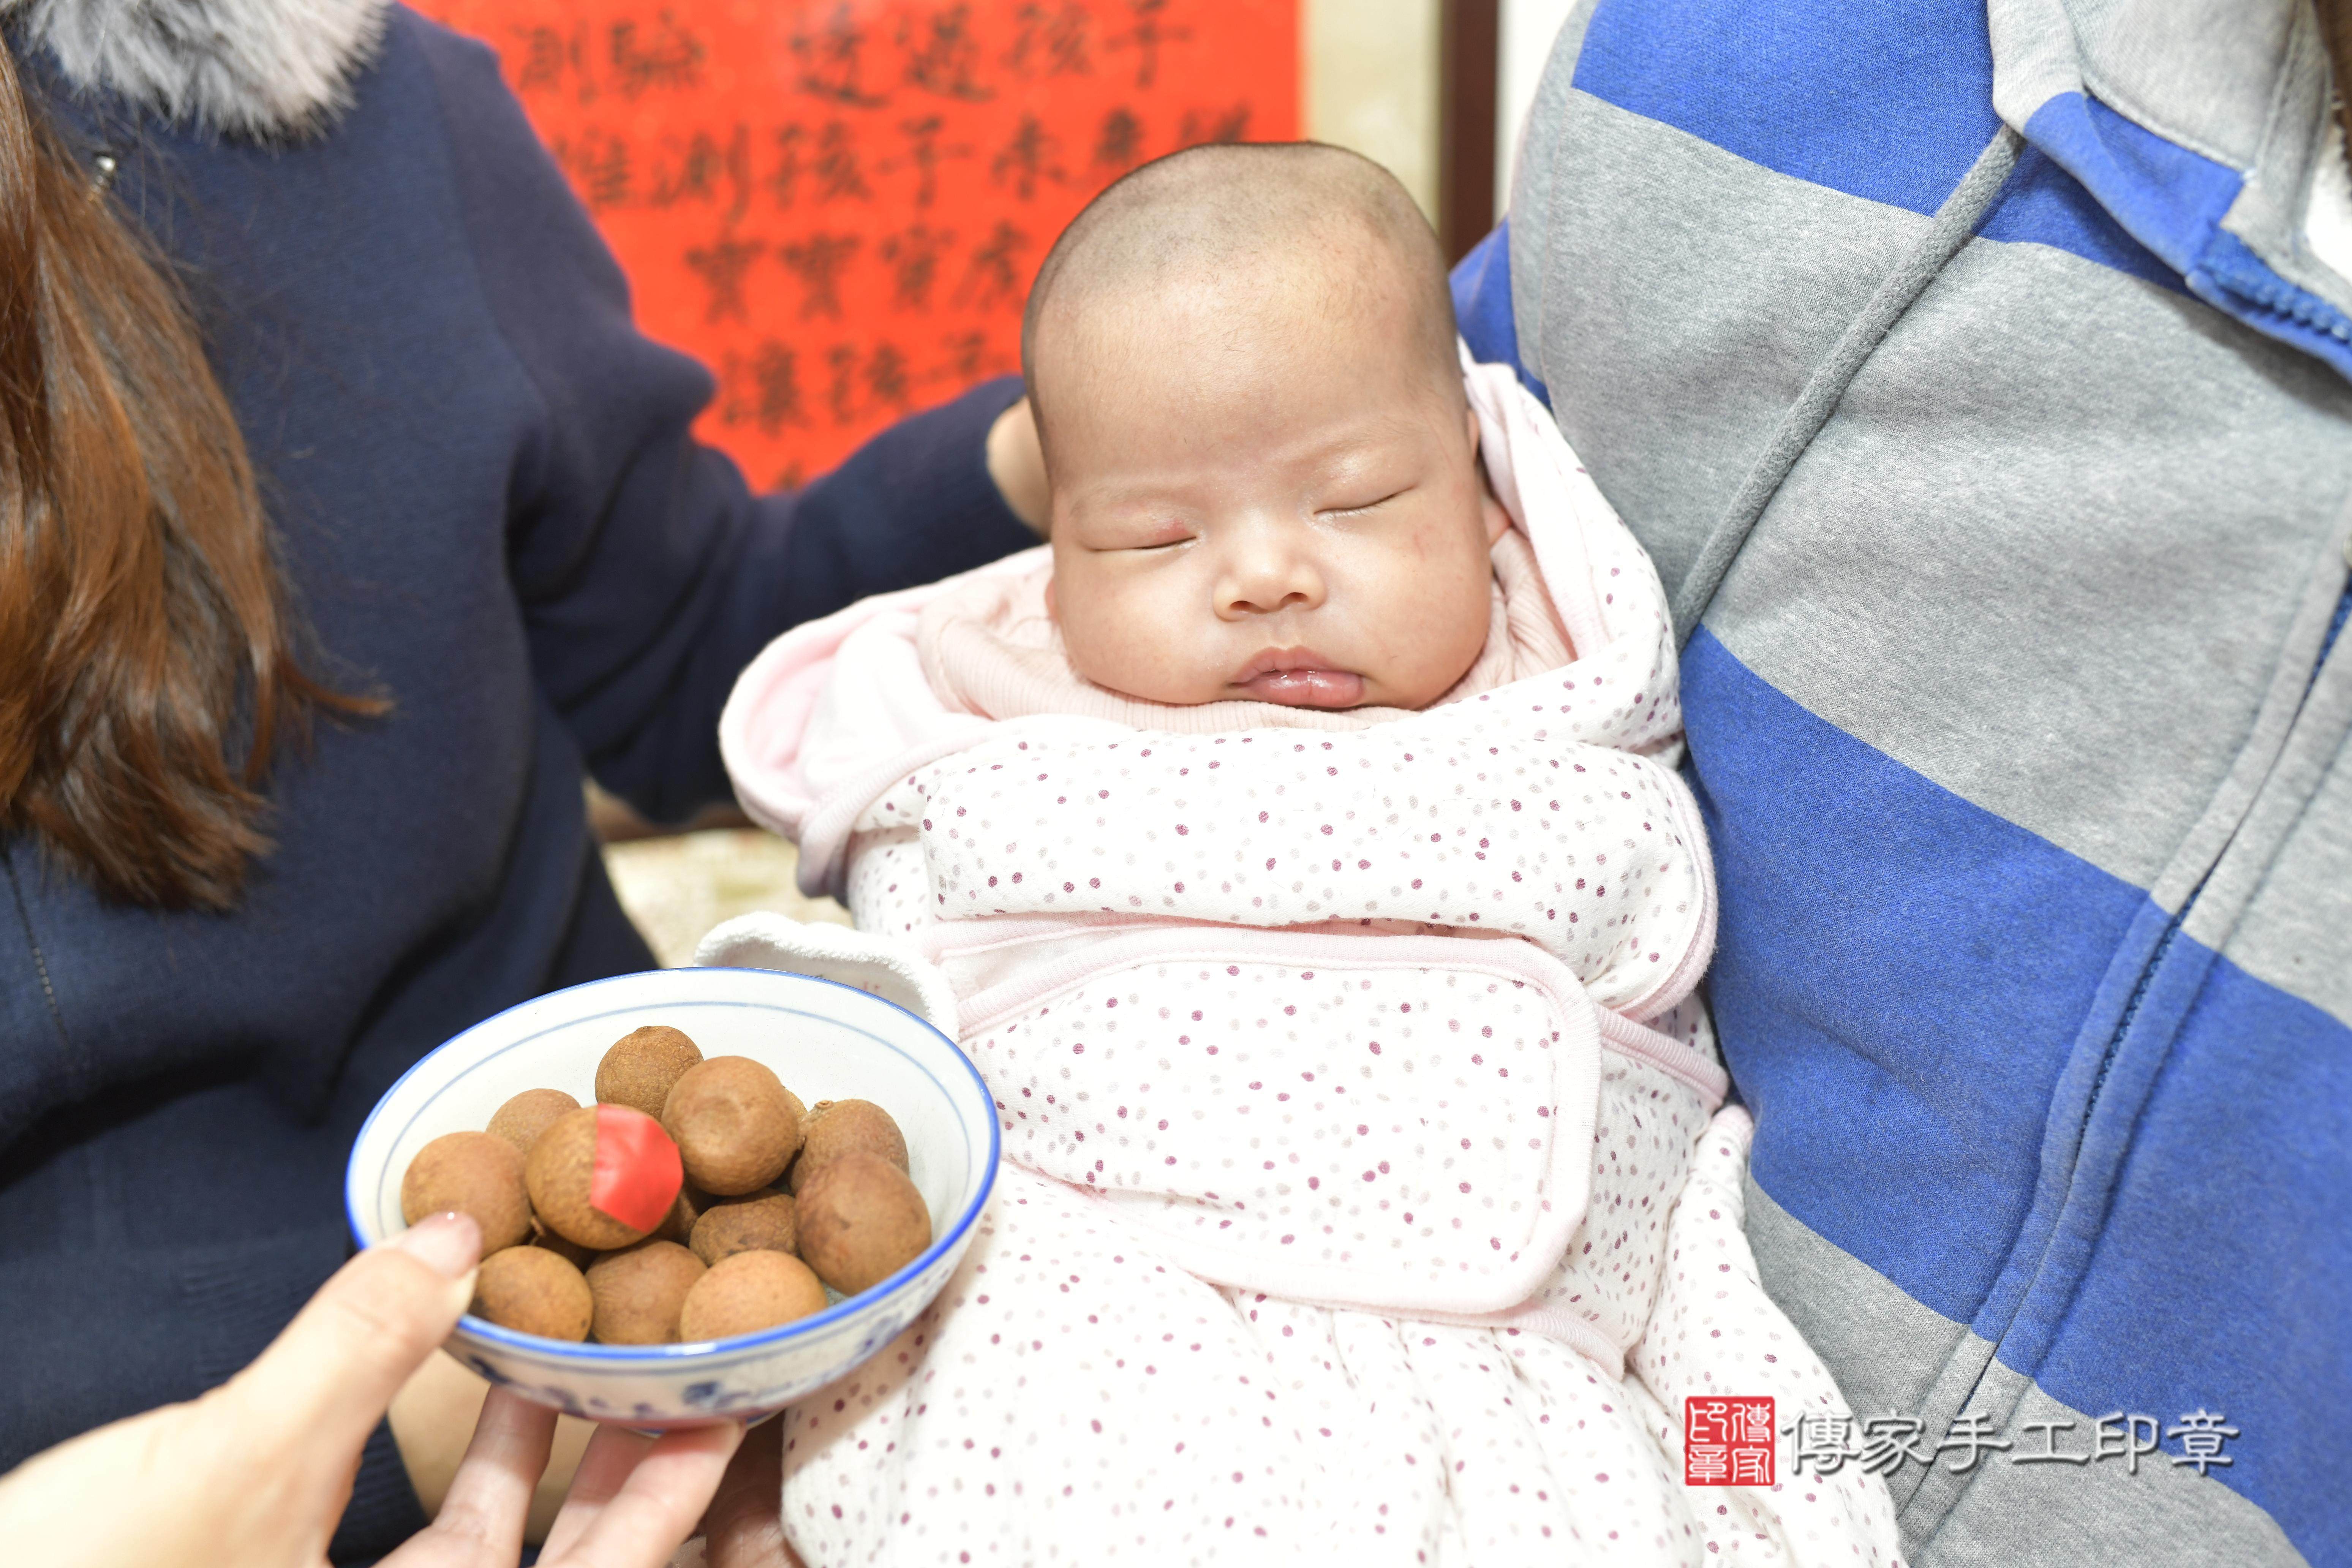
[1438,0,1501,262]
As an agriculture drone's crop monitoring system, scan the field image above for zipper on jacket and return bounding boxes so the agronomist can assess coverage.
[2316,582,2352,680]
[2078,897,2192,1134]
[1926,572,2352,1546]
[2076,575,2347,1136]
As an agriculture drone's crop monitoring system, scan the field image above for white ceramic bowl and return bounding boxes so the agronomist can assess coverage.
[345,966,998,1427]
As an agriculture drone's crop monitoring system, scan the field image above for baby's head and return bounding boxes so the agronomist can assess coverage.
[1023,142,1503,711]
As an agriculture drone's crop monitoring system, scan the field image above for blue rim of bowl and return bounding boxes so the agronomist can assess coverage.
[344,965,1001,1364]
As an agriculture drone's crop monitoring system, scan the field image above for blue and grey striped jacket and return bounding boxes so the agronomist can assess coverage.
[1454,3,2352,1563]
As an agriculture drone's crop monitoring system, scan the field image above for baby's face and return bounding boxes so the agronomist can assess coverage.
[1041,280,1501,710]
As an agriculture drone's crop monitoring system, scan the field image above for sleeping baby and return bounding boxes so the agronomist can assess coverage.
[966,136,1538,725]
[717,144,1900,1567]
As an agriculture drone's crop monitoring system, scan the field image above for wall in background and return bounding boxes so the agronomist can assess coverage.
[1496,0,1574,216]
[1304,0,1573,254]
[1302,0,1441,224]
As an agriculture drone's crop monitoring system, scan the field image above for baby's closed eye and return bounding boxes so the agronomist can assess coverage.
[1317,487,1410,519]
[1074,513,1197,551]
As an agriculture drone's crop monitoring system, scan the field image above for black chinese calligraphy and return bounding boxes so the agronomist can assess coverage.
[792,3,891,107]
[684,234,765,322]
[901,5,996,101]
[879,223,956,310]
[954,220,1031,311]
[779,233,866,318]
[989,114,1067,200]
[1002,2,1093,77]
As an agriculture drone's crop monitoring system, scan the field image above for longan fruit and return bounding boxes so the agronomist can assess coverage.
[584,1239,705,1345]
[654,1187,699,1245]
[526,1105,680,1250]
[678,1250,829,1342]
[794,1150,932,1297]
[779,1086,807,1173]
[401,1131,531,1253]
[787,1099,907,1194]
[471,1245,593,1341]
[529,1221,596,1271]
[689,1189,797,1266]
[596,1025,703,1119]
[485,1087,579,1158]
[661,1057,800,1196]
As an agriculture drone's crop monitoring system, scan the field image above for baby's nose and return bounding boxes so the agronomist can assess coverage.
[1222,581,1314,615]
[1216,532,1325,617]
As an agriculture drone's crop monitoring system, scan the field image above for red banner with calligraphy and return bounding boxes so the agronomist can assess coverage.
[409,0,1300,488]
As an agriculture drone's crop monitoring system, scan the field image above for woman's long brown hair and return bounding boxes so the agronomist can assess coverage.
[0,45,380,912]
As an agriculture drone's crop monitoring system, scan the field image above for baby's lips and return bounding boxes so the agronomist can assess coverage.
[1235,667,1366,708]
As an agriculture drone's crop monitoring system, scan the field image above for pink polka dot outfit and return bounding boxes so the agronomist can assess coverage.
[717,356,1903,1565]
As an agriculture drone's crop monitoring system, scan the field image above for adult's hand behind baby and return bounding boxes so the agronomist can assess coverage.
[0,1211,744,1568]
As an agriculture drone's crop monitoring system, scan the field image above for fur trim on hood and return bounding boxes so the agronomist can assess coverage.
[4,0,390,140]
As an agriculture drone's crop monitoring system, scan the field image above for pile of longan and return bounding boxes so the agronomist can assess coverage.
[397,1025,933,1344]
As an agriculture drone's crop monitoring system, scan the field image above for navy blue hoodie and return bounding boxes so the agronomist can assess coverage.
[0,11,1031,1553]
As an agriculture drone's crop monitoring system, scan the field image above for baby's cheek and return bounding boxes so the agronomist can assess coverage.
[1056,597,1114,679]
[1062,579,1173,689]
[1390,523,1491,624]
[1375,532,1494,697]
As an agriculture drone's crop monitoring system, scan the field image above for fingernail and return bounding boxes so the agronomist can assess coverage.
[391,1211,482,1279]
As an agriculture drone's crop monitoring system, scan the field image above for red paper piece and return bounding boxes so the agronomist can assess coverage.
[406,0,1299,489]
[591,1103,684,1233]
